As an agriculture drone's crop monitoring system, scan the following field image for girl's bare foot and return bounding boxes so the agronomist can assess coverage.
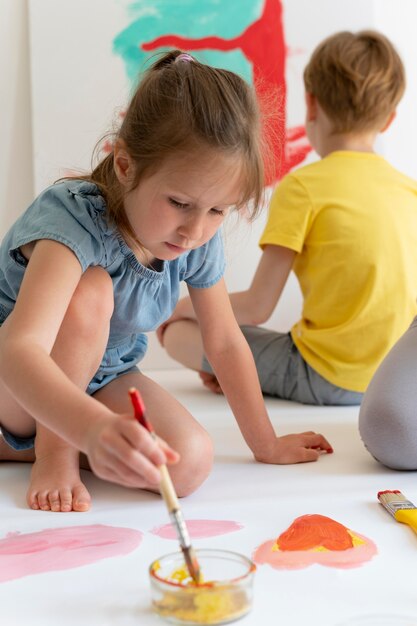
[27,447,91,513]
[0,434,92,512]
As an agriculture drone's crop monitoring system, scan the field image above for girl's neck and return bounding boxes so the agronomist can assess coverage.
[128,238,160,270]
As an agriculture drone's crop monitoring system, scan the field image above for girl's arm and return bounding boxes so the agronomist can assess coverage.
[0,239,171,485]
[188,279,331,464]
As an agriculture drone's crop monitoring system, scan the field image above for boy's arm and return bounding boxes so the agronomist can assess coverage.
[157,244,295,335]
[188,279,332,464]
[228,244,296,325]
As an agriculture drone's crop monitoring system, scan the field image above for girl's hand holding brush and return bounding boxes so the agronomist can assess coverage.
[84,411,180,489]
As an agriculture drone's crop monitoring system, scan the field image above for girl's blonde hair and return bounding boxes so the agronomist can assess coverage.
[83,50,265,242]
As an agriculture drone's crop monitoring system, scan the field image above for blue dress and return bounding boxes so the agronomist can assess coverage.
[0,180,225,393]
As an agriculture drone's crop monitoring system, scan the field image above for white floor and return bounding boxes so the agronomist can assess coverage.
[1,369,416,626]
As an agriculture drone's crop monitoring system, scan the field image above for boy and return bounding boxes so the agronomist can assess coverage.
[159,30,417,406]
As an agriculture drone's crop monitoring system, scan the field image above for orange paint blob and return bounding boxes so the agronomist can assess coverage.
[277,514,354,552]
[253,514,378,570]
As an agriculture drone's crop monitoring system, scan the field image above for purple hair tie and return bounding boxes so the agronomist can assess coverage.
[175,53,194,63]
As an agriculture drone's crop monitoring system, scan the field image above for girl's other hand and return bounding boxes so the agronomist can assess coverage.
[85,414,180,489]
[254,432,333,465]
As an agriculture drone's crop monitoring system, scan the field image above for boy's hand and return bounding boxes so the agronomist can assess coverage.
[85,414,180,489]
[254,432,333,464]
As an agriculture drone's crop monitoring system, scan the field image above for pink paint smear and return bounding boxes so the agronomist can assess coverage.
[0,524,143,583]
[150,519,243,539]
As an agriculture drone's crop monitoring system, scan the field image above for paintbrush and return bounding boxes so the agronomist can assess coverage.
[129,387,202,584]
[377,490,417,536]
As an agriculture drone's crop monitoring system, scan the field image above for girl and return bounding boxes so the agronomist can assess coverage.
[0,51,331,513]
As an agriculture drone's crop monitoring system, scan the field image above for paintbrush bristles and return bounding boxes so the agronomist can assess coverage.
[182,546,202,585]
[377,489,404,500]
[378,489,416,517]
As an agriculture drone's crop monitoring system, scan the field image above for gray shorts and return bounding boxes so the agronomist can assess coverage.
[202,326,363,406]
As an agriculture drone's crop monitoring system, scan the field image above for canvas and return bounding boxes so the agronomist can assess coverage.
[1,369,416,625]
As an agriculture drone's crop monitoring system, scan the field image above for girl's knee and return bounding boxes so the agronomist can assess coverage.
[67,267,114,335]
[170,428,214,497]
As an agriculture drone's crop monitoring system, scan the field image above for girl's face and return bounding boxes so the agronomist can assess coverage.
[119,150,244,264]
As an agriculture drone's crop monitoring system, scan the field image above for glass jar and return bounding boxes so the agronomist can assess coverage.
[149,548,256,625]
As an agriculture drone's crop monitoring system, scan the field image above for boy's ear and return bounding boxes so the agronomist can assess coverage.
[305,92,318,122]
[380,111,396,133]
[113,139,134,186]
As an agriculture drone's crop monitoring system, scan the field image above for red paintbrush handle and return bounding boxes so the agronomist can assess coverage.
[129,387,154,433]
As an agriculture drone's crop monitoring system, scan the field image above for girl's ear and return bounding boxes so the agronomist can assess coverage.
[113,139,134,186]
[305,92,318,122]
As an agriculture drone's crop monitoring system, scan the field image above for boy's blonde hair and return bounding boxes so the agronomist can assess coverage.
[303,30,405,133]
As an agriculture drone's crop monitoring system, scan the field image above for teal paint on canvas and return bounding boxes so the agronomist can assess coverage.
[113,0,265,86]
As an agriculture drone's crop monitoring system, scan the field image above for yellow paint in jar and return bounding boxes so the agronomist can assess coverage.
[149,553,255,625]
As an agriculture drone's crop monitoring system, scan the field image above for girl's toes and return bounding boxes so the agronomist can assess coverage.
[59,489,73,512]
[72,485,91,512]
[48,490,62,512]
[38,491,51,511]
[27,491,40,510]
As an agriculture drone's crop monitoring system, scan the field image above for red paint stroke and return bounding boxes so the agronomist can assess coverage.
[150,519,243,540]
[142,0,312,184]
[0,524,142,583]
[253,515,377,570]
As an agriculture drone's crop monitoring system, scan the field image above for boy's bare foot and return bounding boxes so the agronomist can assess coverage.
[27,447,91,513]
[198,371,224,394]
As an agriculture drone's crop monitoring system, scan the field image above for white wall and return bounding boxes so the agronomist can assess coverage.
[0,0,34,233]
[2,0,417,370]
[373,0,417,178]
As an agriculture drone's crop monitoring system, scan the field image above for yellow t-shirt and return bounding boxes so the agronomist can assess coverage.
[259,151,417,392]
